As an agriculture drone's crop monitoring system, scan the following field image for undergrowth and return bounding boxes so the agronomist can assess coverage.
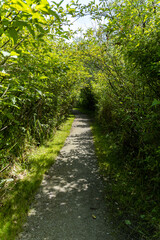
[91,120,160,240]
[0,114,74,240]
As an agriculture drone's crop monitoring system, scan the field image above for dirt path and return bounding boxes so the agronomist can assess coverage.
[18,111,125,240]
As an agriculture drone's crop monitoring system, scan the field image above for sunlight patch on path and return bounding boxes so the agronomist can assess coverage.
[17,111,125,240]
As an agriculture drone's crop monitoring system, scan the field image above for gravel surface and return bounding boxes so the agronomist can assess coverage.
[17,111,126,240]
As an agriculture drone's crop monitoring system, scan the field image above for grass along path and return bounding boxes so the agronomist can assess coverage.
[0,114,75,240]
[16,110,127,240]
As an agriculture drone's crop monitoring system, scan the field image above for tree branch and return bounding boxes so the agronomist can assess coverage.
[0,164,10,173]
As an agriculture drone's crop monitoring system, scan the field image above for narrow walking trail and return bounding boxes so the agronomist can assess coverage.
[18,111,124,240]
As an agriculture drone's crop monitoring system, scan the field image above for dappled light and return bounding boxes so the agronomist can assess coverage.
[17,112,126,240]
[0,0,159,239]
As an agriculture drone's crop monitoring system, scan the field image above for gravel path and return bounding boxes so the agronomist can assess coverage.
[17,111,125,240]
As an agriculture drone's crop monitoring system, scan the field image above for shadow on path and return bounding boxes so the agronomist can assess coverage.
[18,112,126,240]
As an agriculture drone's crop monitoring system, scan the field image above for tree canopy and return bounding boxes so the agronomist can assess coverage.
[0,0,160,239]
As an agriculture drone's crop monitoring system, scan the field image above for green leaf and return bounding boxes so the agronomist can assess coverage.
[36,89,43,96]
[41,0,50,6]
[26,24,35,37]
[26,0,33,5]
[54,0,64,7]
[8,27,18,44]
[14,20,28,28]
[152,99,160,107]
[6,113,14,120]
[35,24,46,33]
[40,75,48,79]
[11,0,31,13]
[10,51,20,56]
[10,51,20,59]
[68,8,76,14]
[47,9,60,20]
[125,220,131,225]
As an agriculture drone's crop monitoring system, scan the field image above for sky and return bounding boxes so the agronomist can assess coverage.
[52,0,100,32]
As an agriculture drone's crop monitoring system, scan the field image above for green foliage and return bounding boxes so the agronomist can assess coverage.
[73,0,160,238]
[0,114,74,240]
[0,0,160,239]
[0,0,87,170]
[91,120,160,240]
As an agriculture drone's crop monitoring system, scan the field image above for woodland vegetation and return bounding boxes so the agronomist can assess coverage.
[0,0,160,239]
